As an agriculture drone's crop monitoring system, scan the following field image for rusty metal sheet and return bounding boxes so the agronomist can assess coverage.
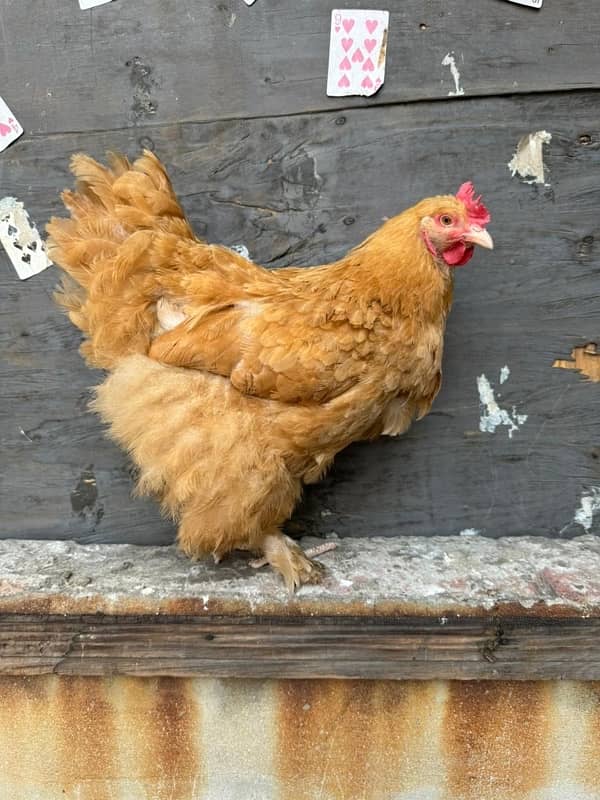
[1,675,600,799]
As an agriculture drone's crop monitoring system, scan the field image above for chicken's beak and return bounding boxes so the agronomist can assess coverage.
[464,225,494,250]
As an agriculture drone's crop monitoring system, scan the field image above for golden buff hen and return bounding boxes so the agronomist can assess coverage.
[46,150,492,590]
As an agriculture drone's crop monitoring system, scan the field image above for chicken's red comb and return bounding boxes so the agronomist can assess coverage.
[455,182,491,226]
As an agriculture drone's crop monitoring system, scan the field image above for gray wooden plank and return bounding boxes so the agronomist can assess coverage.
[6,615,600,680]
[1,0,599,134]
[1,90,599,543]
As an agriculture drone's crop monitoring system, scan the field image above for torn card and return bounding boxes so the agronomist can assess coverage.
[0,198,52,280]
[505,0,543,7]
[327,9,389,98]
[79,0,113,9]
[0,97,23,153]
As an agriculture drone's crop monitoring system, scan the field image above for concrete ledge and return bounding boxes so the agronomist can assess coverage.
[1,536,600,679]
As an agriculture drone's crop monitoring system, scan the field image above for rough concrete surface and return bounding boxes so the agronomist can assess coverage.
[1,534,600,616]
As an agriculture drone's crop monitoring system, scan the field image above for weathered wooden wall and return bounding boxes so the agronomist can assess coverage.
[1,0,599,544]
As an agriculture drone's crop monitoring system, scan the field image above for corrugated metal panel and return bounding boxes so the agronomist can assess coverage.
[1,676,600,799]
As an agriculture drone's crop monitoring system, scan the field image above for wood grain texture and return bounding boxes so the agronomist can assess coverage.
[0,0,599,134]
[2,614,600,680]
[1,91,599,543]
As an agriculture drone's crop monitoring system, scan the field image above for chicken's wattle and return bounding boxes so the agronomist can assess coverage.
[442,241,474,267]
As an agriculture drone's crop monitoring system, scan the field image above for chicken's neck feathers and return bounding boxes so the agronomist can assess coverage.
[288,215,453,324]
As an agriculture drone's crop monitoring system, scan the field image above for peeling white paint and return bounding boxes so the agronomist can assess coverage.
[573,488,600,533]
[477,374,528,438]
[508,130,552,185]
[441,52,465,96]
[230,244,250,259]
[499,365,510,384]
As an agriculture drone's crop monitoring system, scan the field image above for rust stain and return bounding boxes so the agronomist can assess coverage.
[554,343,600,382]
[578,682,600,793]
[277,679,446,800]
[0,676,58,788]
[1,591,598,620]
[444,681,551,800]
[54,675,119,799]
[111,676,202,798]
[0,675,202,799]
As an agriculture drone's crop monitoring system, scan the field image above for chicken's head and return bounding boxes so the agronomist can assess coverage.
[420,182,493,267]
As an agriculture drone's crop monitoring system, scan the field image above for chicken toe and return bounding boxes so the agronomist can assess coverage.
[262,533,326,592]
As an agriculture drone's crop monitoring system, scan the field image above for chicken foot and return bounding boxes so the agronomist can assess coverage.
[253,534,333,592]
[249,540,337,569]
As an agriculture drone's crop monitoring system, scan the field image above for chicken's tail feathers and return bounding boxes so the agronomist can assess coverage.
[47,150,197,369]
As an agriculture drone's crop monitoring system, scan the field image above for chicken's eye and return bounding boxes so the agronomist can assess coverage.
[440,214,454,227]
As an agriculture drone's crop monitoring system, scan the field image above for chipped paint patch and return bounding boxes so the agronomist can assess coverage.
[508,130,552,185]
[459,529,481,537]
[477,373,527,438]
[230,244,250,259]
[573,488,600,533]
[500,365,510,384]
[442,52,465,96]
[554,344,600,383]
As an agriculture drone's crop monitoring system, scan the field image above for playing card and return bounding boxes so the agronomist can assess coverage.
[505,0,542,7]
[327,10,389,98]
[79,0,113,9]
[0,97,23,153]
[0,198,52,280]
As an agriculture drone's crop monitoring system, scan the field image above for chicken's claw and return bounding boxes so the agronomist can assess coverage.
[260,534,331,593]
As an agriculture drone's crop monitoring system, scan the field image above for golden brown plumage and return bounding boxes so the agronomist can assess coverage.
[47,150,492,590]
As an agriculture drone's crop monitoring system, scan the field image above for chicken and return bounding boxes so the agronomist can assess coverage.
[46,150,492,590]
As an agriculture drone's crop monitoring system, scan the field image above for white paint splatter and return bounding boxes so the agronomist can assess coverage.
[459,528,481,537]
[573,488,600,533]
[442,52,465,96]
[499,365,510,384]
[508,130,552,185]
[477,374,528,438]
[230,243,250,259]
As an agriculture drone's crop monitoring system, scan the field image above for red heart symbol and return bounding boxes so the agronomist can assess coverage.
[362,57,374,72]
[366,19,378,34]
[342,19,355,33]
[364,38,376,53]
[341,37,353,52]
[338,74,350,88]
[375,77,382,86]
[335,25,340,32]
[361,76,373,89]
[0,122,11,137]
[351,48,363,63]
[340,56,351,70]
